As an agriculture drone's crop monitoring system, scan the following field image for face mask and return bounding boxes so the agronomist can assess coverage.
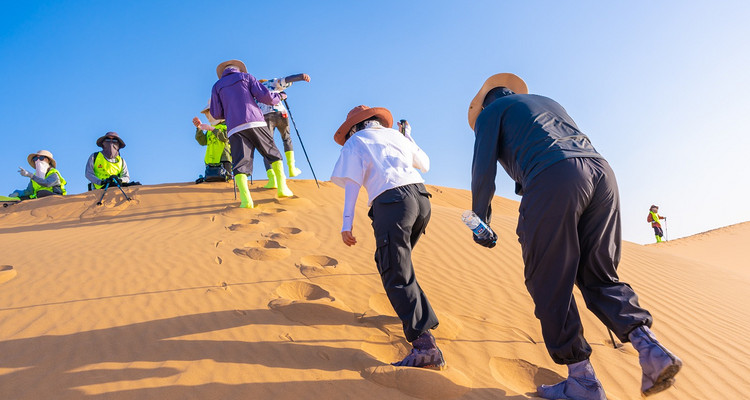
[34,159,50,178]
[101,141,119,159]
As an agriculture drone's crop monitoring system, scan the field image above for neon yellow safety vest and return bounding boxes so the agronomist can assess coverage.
[93,152,123,189]
[30,168,67,198]
[649,211,661,227]
[205,130,227,164]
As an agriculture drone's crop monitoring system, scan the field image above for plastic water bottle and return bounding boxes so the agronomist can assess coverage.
[461,210,495,241]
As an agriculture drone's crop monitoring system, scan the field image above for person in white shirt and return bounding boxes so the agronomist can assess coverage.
[330,105,444,370]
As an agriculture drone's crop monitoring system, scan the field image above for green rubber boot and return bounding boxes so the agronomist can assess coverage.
[271,160,294,198]
[285,150,302,177]
[263,169,277,189]
[234,174,254,208]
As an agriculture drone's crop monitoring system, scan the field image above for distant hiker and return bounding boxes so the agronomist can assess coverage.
[193,101,232,183]
[85,132,140,190]
[647,205,666,243]
[257,73,310,189]
[331,105,445,370]
[467,73,682,399]
[210,59,293,208]
[8,150,67,200]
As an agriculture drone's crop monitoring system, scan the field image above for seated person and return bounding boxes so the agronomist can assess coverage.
[193,101,231,182]
[85,132,139,190]
[8,150,67,200]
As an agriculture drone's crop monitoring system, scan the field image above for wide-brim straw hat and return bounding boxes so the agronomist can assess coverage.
[96,131,126,149]
[27,149,56,169]
[216,59,247,78]
[334,105,393,146]
[467,73,528,130]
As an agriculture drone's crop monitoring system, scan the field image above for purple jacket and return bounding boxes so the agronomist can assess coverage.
[210,68,281,132]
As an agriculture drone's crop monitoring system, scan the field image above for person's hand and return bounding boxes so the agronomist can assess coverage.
[341,231,357,247]
[397,120,412,139]
[18,167,33,178]
[473,231,498,248]
[198,123,213,131]
[192,117,201,127]
[279,92,287,100]
[301,74,311,82]
[109,175,122,184]
[8,191,20,198]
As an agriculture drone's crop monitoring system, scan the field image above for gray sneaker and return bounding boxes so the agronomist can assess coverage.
[629,326,683,396]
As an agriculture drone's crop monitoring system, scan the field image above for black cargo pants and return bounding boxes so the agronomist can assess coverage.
[368,183,439,342]
[517,157,653,364]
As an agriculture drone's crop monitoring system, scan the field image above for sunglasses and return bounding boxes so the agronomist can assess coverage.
[103,138,118,143]
[32,156,48,162]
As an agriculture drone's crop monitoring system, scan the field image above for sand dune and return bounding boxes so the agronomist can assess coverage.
[1,180,747,399]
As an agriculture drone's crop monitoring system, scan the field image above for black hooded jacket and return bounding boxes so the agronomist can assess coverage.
[471,94,603,222]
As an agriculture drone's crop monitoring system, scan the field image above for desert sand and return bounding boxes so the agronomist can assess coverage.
[0,180,748,399]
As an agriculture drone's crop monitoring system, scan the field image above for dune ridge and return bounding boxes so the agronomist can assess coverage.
[1,180,747,399]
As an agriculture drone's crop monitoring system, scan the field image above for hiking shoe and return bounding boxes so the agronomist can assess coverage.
[537,376,607,400]
[629,326,683,396]
[391,347,446,370]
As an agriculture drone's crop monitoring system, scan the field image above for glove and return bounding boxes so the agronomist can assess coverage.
[109,175,122,184]
[192,117,201,127]
[198,123,213,131]
[473,231,498,248]
[397,120,412,140]
[18,167,33,178]
[279,92,287,100]
[8,191,20,197]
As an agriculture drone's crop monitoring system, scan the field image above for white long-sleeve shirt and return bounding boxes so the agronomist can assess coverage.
[331,125,429,232]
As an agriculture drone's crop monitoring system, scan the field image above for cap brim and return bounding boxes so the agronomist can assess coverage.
[468,73,528,130]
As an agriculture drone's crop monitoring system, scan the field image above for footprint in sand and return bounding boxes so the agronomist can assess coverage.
[360,344,472,400]
[205,281,231,295]
[271,196,315,208]
[268,281,356,326]
[264,227,320,249]
[296,254,351,284]
[0,265,17,285]
[259,207,294,218]
[233,239,290,261]
[360,293,463,339]
[226,218,266,232]
[489,356,565,397]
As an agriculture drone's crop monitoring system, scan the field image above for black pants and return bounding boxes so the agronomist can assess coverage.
[369,183,439,342]
[229,126,282,176]
[263,112,292,171]
[652,226,664,237]
[517,157,653,365]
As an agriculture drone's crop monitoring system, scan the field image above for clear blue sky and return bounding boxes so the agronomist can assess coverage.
[1,1,748,244]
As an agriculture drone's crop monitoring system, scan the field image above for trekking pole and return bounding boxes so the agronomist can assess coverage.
[283,99,320,188]
[607,329,618,349]
[664,218,668,241]
[96,181,112,205]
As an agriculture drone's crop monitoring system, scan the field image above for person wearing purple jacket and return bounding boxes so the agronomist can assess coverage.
[210,59,293,208]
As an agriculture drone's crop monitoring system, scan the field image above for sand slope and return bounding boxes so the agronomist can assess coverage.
[1,181,747,399]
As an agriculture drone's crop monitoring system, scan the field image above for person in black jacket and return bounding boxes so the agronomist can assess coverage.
[468,73,682,399]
